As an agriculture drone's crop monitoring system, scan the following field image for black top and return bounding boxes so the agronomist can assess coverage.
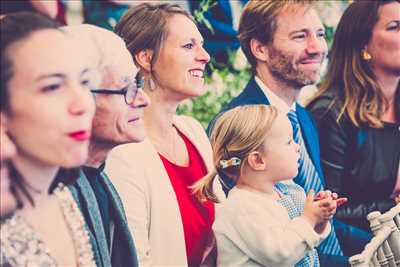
[0,0,34,14]
[308,93,400,230]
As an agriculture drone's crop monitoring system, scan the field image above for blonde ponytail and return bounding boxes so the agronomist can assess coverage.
[191,168,220,203]
[192,105,278,203]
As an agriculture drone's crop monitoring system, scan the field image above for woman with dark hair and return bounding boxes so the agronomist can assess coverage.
[105,3,224,266]
[0,114,17,219]
[308,0,400,231]
[0,12,98,266]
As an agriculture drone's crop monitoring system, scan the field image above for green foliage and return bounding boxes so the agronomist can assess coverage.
[325,25,336,48]
[192,0,217,34]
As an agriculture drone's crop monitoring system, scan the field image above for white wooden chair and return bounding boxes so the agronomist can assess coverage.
[349,203,400,267]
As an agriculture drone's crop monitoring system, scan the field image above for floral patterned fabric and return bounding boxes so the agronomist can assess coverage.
[0,214,57,267]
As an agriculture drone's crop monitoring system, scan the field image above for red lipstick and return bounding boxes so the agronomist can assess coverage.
[68,130,90,141]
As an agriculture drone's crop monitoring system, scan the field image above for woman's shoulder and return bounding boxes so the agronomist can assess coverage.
[308,91,338,113]
[307,91,343,122]
[174,115,205,133]
[108,139,154,161]
[104,140,156,185]
[173,114,211,148]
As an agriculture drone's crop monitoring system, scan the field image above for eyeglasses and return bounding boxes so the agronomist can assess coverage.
[90,76,144,105]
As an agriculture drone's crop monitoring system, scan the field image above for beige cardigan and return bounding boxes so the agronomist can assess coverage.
[105,115,225,266]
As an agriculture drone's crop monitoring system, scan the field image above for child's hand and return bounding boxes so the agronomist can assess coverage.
[315,193,337,221]
[305,190,348,233]
[314,191,328,201]
[315,190,348,207]
[303,190,336,227]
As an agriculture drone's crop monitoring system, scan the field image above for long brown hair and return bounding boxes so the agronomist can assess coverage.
[313,0,400,128]
[192,105,278,203]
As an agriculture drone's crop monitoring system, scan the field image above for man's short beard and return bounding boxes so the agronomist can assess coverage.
[267,45,322,89]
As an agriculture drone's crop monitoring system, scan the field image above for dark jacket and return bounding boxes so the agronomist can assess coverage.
[69,167,138,267]
[308,92,399,230]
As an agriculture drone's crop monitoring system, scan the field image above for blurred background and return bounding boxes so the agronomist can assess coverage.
[1,0,351,127]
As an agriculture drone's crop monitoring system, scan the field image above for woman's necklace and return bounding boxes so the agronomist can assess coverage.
[53,183,96,267]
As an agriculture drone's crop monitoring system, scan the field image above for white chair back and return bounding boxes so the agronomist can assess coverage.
[349,203,400,267]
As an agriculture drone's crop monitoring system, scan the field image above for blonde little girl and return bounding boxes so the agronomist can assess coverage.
[193,105,345,267]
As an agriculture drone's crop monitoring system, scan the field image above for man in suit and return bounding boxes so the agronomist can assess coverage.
[208,1,371,266]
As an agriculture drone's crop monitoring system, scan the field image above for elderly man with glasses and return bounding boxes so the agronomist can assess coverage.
[63,24,150,267]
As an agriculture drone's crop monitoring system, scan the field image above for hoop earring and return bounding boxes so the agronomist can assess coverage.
[362,50,372,61]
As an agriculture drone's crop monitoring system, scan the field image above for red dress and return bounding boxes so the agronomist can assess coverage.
[159,131,215,267]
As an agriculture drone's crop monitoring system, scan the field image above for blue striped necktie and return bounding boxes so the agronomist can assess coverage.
[287,109,344,256]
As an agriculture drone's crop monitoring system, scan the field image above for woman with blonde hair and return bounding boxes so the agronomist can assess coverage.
[193,104,344,267]
[105,3,224,266]
[308,0,400,231]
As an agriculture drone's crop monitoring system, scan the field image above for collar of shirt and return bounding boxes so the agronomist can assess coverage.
[83,162,106,179]
[255,76,296,114]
